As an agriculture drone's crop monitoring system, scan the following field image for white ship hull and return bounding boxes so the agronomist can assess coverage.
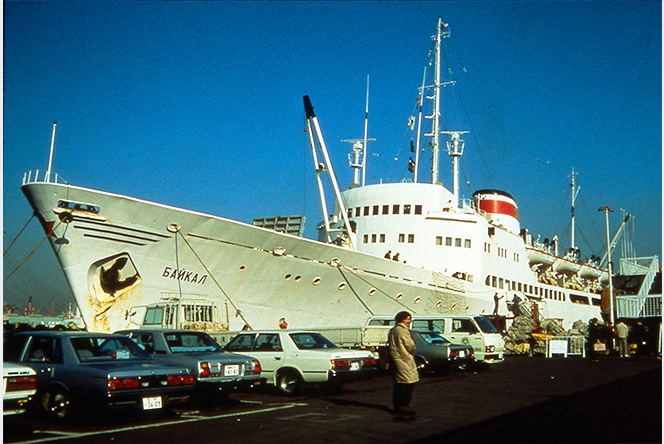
[22,179,602,332]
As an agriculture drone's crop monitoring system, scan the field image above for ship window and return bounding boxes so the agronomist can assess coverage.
[382,205,389,215]
[144,307,164,325]
[371,234,377,243]
[347,209,353,218]
[363,206,370,216]
[355,207,361,217]
[380,234,385,243]
[404,205,411,214]
[408,234,415,243]
[570,294,590,305]
[363,234,369,243]
[446,237,452,246]
[492,276,497,288]
[518,283,522,291]
[57,200,100,214]
[529,285,533,294]
[485,276,491,286]
[436,236,442,245]
[393,204,400,214]
[464,239,471,248]
[372,205,379,215]
[398,233,405,243]
[499,278,504,289]
[455,238,462,247]
[415,205,422,215]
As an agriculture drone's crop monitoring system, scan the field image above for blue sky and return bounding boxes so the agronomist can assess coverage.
[3,1,661,314]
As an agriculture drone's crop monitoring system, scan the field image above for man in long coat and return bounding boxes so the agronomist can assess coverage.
[388,311,418,415]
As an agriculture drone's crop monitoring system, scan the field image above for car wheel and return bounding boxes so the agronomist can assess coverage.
[277,371,302,396]
[44,389,71,420]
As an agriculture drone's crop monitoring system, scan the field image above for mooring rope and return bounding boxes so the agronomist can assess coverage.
[176,231,252,329]
[4,218,63,284]
[336,266,374,315]
[3,215,35,257]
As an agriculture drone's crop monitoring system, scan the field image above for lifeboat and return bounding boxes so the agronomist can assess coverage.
[578,264,603,280]
[552,257,582,276]
[525,246,555,270]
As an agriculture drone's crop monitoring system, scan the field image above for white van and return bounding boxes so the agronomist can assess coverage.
[367,314,505,364]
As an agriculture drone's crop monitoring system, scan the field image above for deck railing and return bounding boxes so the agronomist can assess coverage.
[616,294,662,318]
[22,170,69,186]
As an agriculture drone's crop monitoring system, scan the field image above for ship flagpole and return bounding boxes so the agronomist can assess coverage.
[361,75,370,187]
[46,121,57,182]
[414,67,427,184]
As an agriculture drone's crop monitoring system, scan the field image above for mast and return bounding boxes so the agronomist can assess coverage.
[428,18,443,185]
[361,75,370,187]
[46,121,57,182]
[570,169,580,250]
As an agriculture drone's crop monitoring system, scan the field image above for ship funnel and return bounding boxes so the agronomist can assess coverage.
[473,189,520,234]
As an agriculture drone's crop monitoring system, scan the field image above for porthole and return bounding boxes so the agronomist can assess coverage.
[239,266,245,271]
[338,283,346,290]
[313,277,321,285]
[294,276,302,282]
[368,288,376,296]
[414,297,421,304]
[285,274,292,280]
[436,300,442,308]
[396,293,403,301]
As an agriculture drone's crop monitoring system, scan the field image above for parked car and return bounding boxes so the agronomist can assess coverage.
[3,331,195,420]
[410,330,475,374]
[224,330,378,395]
[115,329,264,398]
[3,362,37,415]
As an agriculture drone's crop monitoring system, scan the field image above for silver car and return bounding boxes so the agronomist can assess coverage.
[116,329,264,399]
[3,331,195,420]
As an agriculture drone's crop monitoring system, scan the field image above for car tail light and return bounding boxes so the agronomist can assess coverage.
[331,359,350,369]
[486,345,495,353]
[108,377,141,391]
[363,357,377,367]
[199,362,211,378]
[450,349,458,358]
[469,348,475,355]
[5,376,37,392]
[252,360,261,375]
[167,374,195,386]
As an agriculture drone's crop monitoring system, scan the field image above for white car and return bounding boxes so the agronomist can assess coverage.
[225,331,377,395]
[3,362,37,415]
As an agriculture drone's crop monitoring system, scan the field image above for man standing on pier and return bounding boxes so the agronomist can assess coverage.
[388,311,418,415]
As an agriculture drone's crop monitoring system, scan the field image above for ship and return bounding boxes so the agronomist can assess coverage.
[20,18,608,333]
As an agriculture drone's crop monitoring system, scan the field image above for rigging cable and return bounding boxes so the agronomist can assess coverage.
[177,230,252,329]
[338,264,418,314]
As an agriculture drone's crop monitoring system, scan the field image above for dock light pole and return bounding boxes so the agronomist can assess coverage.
[599,206,615,325]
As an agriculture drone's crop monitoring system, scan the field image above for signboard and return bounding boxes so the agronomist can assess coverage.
[547,339,568,358]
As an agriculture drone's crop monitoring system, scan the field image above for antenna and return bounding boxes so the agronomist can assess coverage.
[362,75,370,187]
[46,121,57,182]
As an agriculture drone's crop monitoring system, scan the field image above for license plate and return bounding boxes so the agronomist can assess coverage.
[224,365,240,376]
[350,361,360,371]
[459,351,465,358]
[142,396,162,410]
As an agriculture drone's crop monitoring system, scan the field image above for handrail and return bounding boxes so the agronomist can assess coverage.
[22,170,69,186]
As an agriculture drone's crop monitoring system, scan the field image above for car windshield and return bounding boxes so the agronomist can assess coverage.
[289,333,339,350]
[417,331,449,345]
[165,333,221,353]
[474,316,498,333]
[71,336,149,362]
